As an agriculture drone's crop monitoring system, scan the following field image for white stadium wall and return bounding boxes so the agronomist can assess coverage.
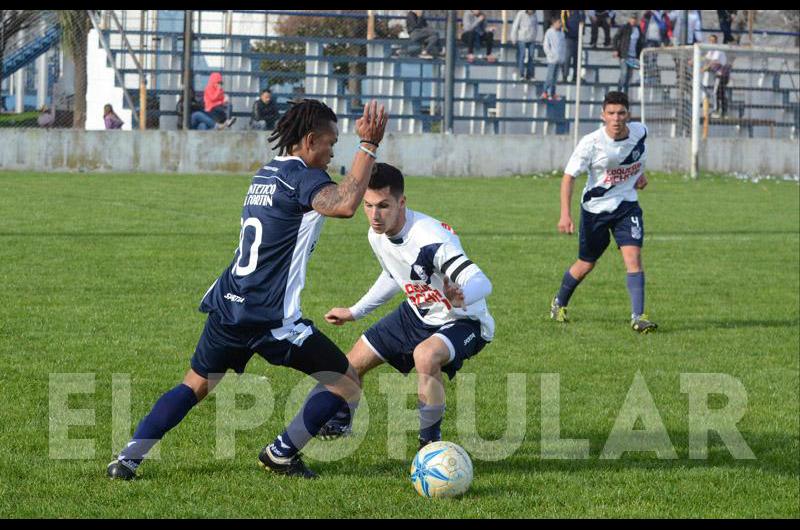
[0,130,797,177]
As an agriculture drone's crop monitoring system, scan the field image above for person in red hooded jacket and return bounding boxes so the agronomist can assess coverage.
[204,72,236,128]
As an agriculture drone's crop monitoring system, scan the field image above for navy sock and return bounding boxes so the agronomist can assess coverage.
[118,383,198,464]
[626,271,645,318]
[418,401,446,443]
[329,400,354,427]
[556,269,582,306]
[271,384,348,458]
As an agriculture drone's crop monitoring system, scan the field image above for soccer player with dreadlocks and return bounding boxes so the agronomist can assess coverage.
[108,99,388,480]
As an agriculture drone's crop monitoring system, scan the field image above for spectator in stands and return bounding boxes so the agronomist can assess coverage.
[406,10,442,58]
[717,10,737,44]
[176,85,223,131]
[702,34,731,118]
[204,72,236,128]
[461,10,497,63]
[176,86,204,129]
[542,17,566,100]
[641,10,672,86]
[560,10,585,83]
[543,10,561,37]
[641,10,672,48]
[588,10,612,48]
[733,10,749,45]
[250,88,280,130]
[37,105,55,128]
[612,14,644,94]
[103,104,124,130]
[668,10,702,45]
[510,10,538,81]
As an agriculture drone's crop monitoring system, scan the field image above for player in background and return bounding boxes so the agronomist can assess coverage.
[107,99,388,480]
[314,163,495,448]
[550,91,658,333]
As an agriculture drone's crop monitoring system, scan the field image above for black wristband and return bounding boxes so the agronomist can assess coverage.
[359,139,379,147]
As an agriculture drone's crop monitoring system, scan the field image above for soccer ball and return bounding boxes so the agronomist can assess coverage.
[409,441,473,498]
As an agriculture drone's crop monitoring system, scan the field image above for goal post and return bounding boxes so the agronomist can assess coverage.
[640,43,800,177]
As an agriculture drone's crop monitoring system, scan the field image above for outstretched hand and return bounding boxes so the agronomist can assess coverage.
[355,100,388,146]
[443,277,465,308]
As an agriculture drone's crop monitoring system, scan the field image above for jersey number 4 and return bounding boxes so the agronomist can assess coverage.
[233,217,262,276]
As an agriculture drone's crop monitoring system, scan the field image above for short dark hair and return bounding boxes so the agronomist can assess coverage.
[369,163,404,199]
[268,99,337,156]
[260,88,271,96]
[603,91,629,110]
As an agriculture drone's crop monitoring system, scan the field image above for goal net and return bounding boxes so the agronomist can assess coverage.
[640,44,799,175]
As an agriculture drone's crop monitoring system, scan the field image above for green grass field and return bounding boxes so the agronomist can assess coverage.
[0,170,798,518]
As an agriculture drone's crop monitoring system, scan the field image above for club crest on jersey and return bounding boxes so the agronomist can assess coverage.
[631,149,641,161]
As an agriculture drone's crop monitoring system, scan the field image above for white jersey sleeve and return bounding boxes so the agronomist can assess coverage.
[349,271,402,320]
[564,134,594,178]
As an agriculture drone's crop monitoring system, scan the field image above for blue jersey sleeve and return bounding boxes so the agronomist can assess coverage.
[296,168,334,209]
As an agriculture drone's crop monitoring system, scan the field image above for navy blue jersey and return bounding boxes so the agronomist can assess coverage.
[200,156,334,327]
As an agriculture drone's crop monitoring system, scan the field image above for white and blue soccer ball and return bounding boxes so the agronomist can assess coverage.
[410,441,473,498]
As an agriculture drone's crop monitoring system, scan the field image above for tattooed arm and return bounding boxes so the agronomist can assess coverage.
[312,100,388,218]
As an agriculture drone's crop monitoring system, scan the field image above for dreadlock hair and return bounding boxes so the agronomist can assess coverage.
[268,99,337,156]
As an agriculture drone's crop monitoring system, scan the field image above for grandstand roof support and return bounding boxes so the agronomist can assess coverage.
[573,20,585,147]
[181,10,192,131]
[443,10,455,134]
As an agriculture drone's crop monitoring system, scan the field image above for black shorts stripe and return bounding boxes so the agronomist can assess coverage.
[449,260,474,283]
[441,254,464,276]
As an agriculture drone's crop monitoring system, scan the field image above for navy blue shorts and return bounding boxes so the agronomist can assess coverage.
[361,302,487,380]
[191,311,349,379]
[579,201,644,263]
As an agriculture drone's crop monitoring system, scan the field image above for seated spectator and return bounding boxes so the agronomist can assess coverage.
[176,86,204,129]
[406,10,442,58]
[37,105,55,128]
[250,88,280,130]
[542,17,566,100]
[461,10,496,63]
[612,14,643,94]
[510,10,538,81]
[204,72,236,128]
[103,104,124,130]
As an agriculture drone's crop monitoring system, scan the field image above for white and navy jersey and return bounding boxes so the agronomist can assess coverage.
[367,209,495,342]
[565,122,648,214]
[200,156,333,327]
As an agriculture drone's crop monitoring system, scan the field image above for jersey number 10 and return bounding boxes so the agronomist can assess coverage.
[233,217,262,277]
